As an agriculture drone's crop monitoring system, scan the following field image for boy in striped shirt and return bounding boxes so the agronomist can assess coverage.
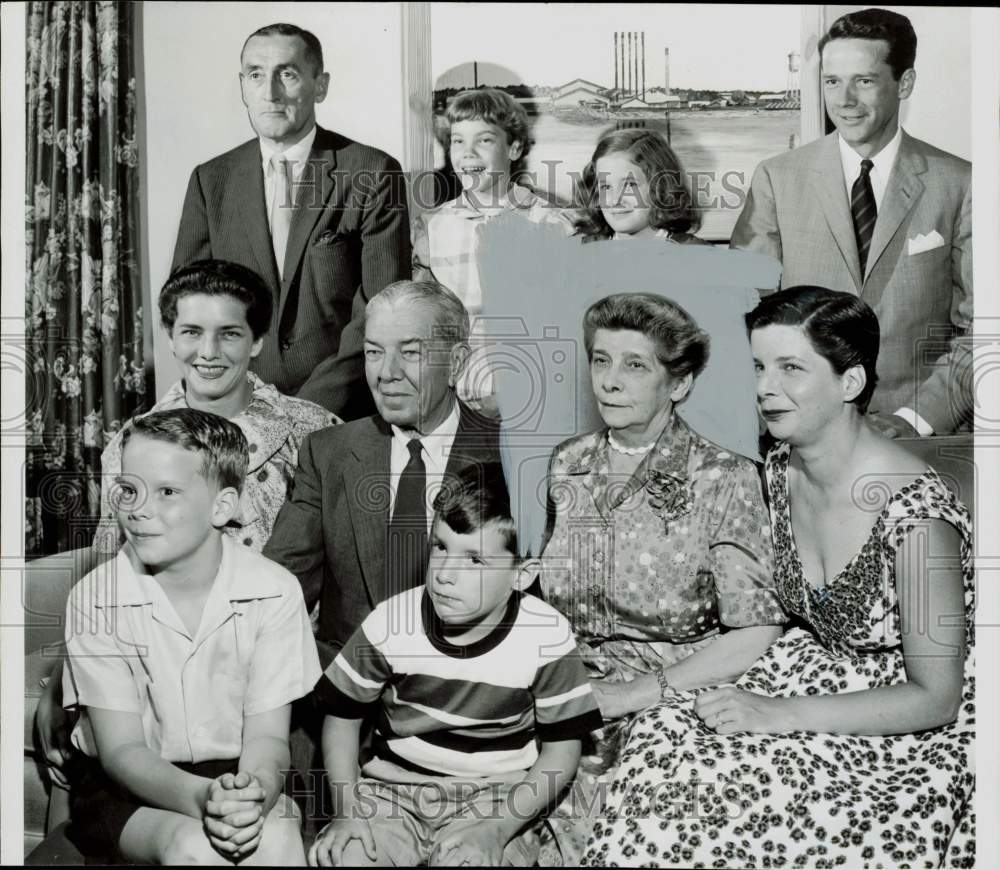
[308,463,601,867]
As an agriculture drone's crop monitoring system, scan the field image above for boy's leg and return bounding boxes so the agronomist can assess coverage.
[118,807,230,865]
[320,776,431,867]
[241,794,306,866]
[428,776,541,868]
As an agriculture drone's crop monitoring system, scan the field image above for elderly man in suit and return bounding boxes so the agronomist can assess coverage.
[731,8,972,437]
[263,281,502,662]
[173,23,410,419]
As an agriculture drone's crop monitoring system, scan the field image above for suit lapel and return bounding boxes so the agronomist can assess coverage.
[232,142,280,292]
[865,132,926,288]
[810,134,863,292]
[344,418,391,607]
[279,127,340,323]
[444,403,499,481]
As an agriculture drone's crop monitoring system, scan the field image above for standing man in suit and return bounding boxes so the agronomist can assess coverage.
[173,23,410,419]
[263,281,502,663]
[731,8,972,436]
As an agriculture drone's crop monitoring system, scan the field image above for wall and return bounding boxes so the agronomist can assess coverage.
[820,5,971,160]
[141,1,404,397]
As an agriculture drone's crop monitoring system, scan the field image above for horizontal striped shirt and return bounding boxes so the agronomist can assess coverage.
[315,587,602,777]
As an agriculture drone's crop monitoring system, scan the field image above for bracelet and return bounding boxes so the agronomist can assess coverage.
[655,669,675,701]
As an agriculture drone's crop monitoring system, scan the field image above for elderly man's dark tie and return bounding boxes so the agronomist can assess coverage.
[851,158,876,277]
[388,438,428,593]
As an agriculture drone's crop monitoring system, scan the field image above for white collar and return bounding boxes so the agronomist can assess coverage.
[103,536,284,608]
[838,125,902,182]
[391,400,461,453]
[259,125,317,171]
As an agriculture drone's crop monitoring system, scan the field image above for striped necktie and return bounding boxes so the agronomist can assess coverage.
[851,158,876,278]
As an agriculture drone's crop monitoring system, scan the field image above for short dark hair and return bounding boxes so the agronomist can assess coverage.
[819,8,917,80]
[242,23,324,76]
[583,293,710,383]
[121,408,249,492]
[159,259,273,339]
[443,88,532,174]
[575,129,698,240]
[745,286,880,412]
[433,463,517,557]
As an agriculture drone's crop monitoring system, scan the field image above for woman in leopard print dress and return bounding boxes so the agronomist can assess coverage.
[584,287,974,868]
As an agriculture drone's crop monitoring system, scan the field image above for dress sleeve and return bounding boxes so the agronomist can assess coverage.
[708,458,787,627]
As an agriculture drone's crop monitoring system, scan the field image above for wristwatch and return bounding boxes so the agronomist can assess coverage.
[656,669,675,701]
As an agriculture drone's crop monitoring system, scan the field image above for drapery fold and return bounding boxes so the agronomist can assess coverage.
[26,1,148,556]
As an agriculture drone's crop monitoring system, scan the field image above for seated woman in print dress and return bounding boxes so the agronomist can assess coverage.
[584,287,975,868]
[538,293,787,865]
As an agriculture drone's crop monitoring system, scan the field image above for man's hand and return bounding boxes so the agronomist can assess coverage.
[868,413,922,439]
[35,668,75,789]
[202,771,267,859]
[430,821,509,867]
[308,816,377,867]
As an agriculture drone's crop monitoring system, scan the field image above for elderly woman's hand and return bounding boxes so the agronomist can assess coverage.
[590,676,661,720]
[694,685,798,735]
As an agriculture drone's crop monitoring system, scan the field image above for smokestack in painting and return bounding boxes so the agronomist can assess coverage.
[641,31,646,100]
[634,32,639,100]
[664,46,670,97]
[614,32,619,92]
[627,32,632,95]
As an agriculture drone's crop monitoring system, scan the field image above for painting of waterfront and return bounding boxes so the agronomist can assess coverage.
[431,3,802,241]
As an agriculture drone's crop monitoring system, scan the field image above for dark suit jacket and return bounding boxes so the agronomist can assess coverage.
[262,402,502,655]
[172,126,410,418]
[731,131,972,433]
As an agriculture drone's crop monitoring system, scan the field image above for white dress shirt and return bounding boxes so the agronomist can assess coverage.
[259,125,317,234]
[389,401,461,529]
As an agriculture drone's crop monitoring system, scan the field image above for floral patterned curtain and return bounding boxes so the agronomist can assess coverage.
[25,1,149,557]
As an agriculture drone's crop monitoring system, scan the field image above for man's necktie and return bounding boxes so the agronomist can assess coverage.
[388,439,428,593]
[851,158,876,278]
[268,154,294,279]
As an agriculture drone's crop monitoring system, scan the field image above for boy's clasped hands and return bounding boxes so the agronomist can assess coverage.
[203,771,269,860]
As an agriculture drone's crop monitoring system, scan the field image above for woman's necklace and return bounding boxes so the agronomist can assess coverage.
[607,431,657,455]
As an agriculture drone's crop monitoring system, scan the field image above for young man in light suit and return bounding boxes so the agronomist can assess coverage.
[173,23,410,419]
[731,8,972,437]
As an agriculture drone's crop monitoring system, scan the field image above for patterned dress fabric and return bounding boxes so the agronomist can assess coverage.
[93,372,337,553]
[583,442,975,868]
[537,414,785,865]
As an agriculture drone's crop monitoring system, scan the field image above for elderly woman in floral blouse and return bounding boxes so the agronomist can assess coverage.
[38,258,337,788]
[539,293,786,865]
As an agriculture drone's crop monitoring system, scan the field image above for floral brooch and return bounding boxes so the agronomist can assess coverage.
[646,470,694,527]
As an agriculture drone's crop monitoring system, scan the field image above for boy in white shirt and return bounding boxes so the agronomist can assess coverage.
[62,408,320,864]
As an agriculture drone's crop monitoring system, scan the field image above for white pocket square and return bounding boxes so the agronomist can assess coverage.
[907,230,945,255]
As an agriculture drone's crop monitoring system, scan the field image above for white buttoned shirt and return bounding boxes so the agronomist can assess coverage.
[63,535,321,763]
